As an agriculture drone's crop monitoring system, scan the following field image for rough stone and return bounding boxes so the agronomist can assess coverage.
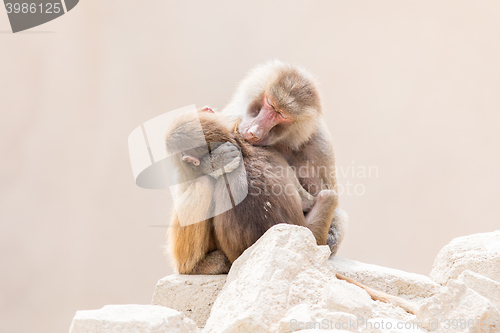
[371,301,415,323]
[457,270,500,313]
[69,227,500,333]
[319,311,359,332]
[203,224,373,333]
[152,274,226,328]
[276,306,359,333]
[430,231,500,285]
[277,304,315,333]
[329,256,440,300]
[69,304,199,333]
[418,279,500,332]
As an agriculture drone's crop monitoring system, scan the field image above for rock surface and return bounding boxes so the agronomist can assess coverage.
[371,301,414,323]
[329,256,439,301]
[152,255,424,330]
[204,224,379,333]
[418,279,500,332]
[430,231,500,284]
[69,304,199,333]
[69,227,500,333]
[457,270,500,311]
[151,274,226,328]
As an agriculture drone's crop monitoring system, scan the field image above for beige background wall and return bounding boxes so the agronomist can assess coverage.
[1,1,499,332]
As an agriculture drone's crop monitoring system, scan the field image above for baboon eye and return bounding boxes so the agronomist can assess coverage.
[266,97,275,110]
[267,97,286,118]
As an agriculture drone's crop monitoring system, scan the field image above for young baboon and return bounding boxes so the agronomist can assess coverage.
[165,108,336,274]
[205,60,348,255]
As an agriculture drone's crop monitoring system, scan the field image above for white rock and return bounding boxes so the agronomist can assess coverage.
[457,270,500,312]
[418,280,500,332]
[277,307,359,333]
[151,274,226,328]
[277,304,314,333]
[371,301,415,323]
[203,224,374,333]
[69,304,199,333]
[329,256,440,300]
[320,311,360,332]
[430,231,500,284]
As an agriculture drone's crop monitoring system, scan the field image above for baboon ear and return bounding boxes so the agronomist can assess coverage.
[201,106,215,113]
[182,155,200,166]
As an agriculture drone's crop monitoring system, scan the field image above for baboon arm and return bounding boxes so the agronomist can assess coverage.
[335,273,418,315]
[174,177,215,227]
[290,168,316,212]
[304,189,337,245]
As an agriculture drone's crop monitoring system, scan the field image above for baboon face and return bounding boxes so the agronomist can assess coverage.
[238,64,321,147]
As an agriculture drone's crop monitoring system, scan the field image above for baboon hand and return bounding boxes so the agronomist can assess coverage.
[301,193,316,212]
[207,142,241,179]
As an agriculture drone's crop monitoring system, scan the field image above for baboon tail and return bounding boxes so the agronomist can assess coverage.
[335,273,418,315]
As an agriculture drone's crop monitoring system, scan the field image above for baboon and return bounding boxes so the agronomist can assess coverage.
[207,60,348,255]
